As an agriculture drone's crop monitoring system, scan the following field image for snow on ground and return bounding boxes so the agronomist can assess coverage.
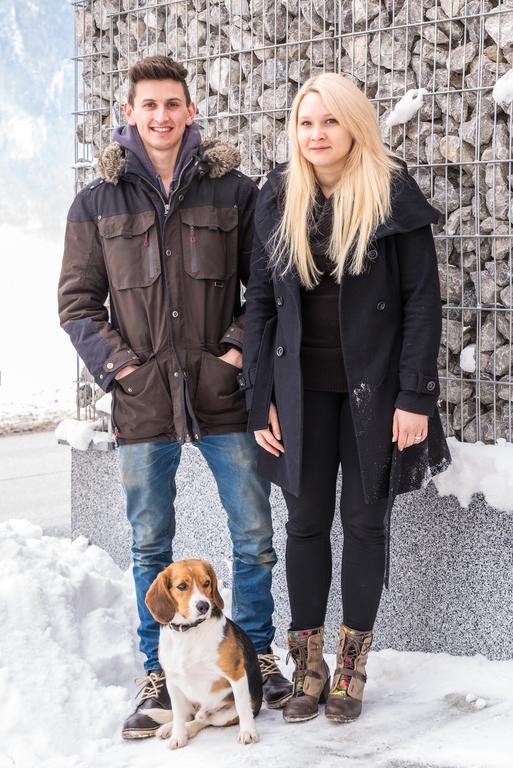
[0,224,77,435]
[0,383,75,436]
[433,436,513,512]
[1,519,512,768]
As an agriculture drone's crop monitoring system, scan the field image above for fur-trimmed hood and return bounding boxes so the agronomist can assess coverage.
[96,129,241,187]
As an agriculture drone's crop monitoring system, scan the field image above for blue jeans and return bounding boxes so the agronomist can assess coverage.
[118,432,276,671]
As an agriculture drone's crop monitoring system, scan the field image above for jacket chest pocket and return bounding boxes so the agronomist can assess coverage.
[99,210,161,290]
[180,206,238,280]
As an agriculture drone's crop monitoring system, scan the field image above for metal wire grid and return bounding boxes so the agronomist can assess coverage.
[72,0,513,443]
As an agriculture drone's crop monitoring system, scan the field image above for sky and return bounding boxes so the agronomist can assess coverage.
[0,1,77,415]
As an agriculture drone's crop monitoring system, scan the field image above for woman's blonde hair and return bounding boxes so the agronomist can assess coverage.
[271,73,402,288]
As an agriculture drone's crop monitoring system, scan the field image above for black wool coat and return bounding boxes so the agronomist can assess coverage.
[240,161,451,504]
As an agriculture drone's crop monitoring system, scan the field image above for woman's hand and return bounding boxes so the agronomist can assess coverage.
[254,403,285,457]
[392,408,428,451]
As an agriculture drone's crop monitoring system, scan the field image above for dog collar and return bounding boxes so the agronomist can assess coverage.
[168,617,207,632]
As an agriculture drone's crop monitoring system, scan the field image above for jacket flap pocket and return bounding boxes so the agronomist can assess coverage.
[180,206,237,232]
[98,211,156,239]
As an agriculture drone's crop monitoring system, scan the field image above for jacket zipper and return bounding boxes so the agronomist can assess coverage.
[138,157,198,443]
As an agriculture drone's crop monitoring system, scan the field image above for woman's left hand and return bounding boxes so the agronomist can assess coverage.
[392,409,428,451]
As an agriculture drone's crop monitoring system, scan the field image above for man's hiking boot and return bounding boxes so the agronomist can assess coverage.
[121,669,171,739]
[325,624,373,722]
[257,647,293,709]
[283,627,330,723]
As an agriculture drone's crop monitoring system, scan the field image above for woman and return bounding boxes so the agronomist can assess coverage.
[240,73,451,724]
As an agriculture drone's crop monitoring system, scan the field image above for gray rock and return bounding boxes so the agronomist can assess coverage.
[438,262,464,302]
[433,175,462,214]
[470,271,501,306]
[479,314,506,352]
[440,378,474,405]
[496,312,513,341]
[485,3,513,51]
[481,124,511,162]
[257,82,296,118]
[448,42,478,73]
[209,57,242,95]
[441,318,464,353]
[92,0,119,31]
[485,260,511,288]
[440,135,475,164]
[500,285,513,308]
[486,344,513,377]
[462,410,496,443]
[453,399,477,430]
[224,0,251,18]
[445,206,474,237]
[498,376,513,401]
[370,31,412,71]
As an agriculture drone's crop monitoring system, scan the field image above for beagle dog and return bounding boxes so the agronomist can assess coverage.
[145,559,262,749]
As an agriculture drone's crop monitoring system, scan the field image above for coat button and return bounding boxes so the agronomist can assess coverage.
[426,380,436,391]
[276,296,284,307]
[106,362,114,369]
[166,249,171,256]
[171,310,179,318]
[276,346,284,357]
[377,301,386,311]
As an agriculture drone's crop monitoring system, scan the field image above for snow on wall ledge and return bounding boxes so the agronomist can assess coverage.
[433,436,513,511]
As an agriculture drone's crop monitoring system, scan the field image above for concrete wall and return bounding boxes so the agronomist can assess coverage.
[72,445,513,659]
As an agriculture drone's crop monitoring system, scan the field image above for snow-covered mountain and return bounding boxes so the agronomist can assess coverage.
[0,0,74,235]
[0,1,77,425]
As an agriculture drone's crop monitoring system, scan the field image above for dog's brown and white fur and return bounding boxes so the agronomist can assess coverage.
[145,559,262,749]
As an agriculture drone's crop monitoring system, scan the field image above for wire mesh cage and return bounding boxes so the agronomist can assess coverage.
[72,0,513,443]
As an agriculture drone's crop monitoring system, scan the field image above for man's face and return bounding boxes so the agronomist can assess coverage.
[124,78,196,157]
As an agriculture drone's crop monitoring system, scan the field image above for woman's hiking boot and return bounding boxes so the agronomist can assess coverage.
[325,624,373,722]
[283,627,330,723]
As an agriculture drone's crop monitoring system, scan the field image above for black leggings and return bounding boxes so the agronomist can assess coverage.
[283,390,388,632]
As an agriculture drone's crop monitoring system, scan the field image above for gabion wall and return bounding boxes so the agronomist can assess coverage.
[73,0,513,444]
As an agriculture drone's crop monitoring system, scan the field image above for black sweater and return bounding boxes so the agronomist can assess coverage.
[300,190,348,392]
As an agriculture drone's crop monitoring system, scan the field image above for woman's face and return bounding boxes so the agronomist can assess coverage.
[296,91,353,175]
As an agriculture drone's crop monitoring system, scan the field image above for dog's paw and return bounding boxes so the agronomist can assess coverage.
[168,734,188,750]
[237,728,259,745]
[156,723,172,740]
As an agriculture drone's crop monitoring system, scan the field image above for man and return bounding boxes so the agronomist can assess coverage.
[58,55,291,738]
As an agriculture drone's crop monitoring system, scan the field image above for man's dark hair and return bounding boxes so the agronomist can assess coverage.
[127,56,191,106]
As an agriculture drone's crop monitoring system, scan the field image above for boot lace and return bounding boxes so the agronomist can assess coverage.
[286,639,308,696]
[134,671,165,703]
[333,637,360,697]
[258,651,282,678]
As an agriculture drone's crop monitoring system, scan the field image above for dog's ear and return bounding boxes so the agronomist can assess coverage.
[145,571,177,624]
[204,561,224,611]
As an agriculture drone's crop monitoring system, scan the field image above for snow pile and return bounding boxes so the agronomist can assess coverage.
[434,436,513,511]
[0,519,141,768]
[1,519,512,768]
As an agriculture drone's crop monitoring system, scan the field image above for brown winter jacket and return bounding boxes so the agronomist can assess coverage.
[58,128,258,443]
